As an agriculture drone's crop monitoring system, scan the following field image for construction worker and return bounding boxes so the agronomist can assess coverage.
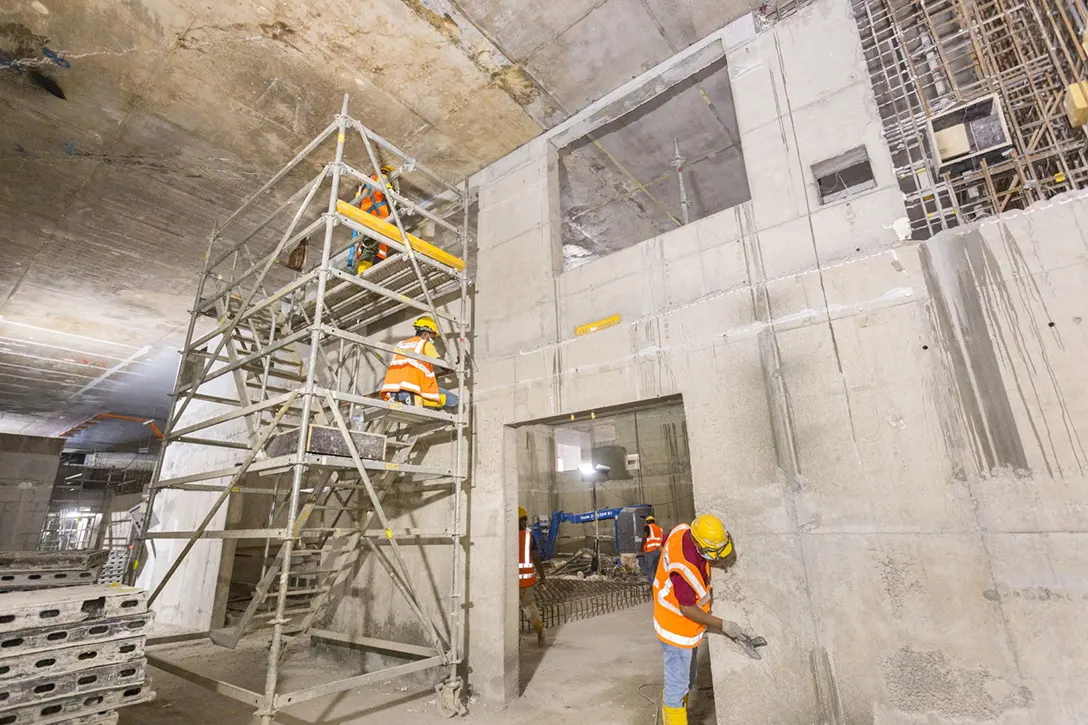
[348,165,397,274]
[641,514,663,583]
[518,506,545,646]
[380,316,458,410]
[654,514,760,724]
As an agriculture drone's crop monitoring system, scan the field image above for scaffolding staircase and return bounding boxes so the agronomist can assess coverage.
[133,96,471,723]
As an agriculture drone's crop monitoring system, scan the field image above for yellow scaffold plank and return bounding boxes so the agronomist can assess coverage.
[335,200,465,272]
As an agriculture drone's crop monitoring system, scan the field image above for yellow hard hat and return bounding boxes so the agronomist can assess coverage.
[518,506,528,519]
[414,316,439,336]
[380,165,395,175]
[690,514,732,560]
[645,515,655,523]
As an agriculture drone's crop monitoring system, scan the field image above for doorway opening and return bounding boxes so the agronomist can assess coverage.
[511,397,714,719]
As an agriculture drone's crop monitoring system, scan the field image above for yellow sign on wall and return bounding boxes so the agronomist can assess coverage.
[575,313,621,337]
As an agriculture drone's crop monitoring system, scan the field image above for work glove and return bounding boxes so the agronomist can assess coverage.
[721,620,752,641]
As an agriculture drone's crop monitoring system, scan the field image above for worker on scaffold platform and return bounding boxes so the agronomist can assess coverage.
[380,316,458,411]
[348,164,397,274]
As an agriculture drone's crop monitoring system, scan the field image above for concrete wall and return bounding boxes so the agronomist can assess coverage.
[465,0,1088,721]
[138,362,248,631]
[0,433,64,551]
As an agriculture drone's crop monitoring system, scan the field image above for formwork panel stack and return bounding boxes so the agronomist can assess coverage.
[0,585,155,725]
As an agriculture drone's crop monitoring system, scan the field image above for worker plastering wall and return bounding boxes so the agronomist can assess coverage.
[466,0,1088,721]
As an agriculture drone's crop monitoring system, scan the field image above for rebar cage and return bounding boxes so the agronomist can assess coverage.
[132,96,471,723]
[851,0,1088,238]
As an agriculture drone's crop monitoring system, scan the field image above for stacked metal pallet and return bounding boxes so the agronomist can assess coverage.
[0,551,109,594]
[94,552,128,587]
[0,584,155,725]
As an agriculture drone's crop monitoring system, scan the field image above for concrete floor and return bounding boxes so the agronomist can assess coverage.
[123,604,715,725]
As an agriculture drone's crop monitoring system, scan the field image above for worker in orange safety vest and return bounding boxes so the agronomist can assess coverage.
[518,506,546,646]
[641,514,664,583]
[348,164,397,274]
[653,514,765,725]
[379,316,458,410]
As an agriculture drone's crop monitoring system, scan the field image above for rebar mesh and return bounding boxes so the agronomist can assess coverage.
[519,577,652,632]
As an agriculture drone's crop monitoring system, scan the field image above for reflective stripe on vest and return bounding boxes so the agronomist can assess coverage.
[643,523,663,552]
[518,529,537,588]
[380,337,441,402]
[652,524,710,649]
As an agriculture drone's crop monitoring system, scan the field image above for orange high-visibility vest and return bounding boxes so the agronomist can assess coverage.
[356,174,391,261]
[643,522,663,552]
[380,336,441,403]
[518,529,537,588]
[653,524,711,648]
[359,174,391,219]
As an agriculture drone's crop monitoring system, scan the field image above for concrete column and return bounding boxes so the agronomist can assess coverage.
[137,366,247,631]
[0,433,64,551]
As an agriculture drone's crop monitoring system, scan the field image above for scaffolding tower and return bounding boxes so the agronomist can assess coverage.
[133,96,471,723]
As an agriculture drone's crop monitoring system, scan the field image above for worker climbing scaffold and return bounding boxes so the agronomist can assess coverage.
[347,164,397,273]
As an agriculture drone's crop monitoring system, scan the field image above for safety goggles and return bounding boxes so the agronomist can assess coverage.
[696,537,733,561]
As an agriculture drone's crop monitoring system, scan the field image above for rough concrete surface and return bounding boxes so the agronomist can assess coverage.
[41,0,1088,721]
[0,432,64,550]
[136,359,247,631]
[0,0,762,437]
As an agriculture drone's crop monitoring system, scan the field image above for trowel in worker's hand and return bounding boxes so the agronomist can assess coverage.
[734,633,767,660]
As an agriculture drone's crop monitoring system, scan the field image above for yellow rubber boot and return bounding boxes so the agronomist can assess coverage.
[661,703,688,725]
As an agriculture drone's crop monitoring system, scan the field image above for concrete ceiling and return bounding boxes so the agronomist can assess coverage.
[0,0,760,444]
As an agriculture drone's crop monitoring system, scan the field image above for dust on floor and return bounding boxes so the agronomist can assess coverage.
[122,603,716,724]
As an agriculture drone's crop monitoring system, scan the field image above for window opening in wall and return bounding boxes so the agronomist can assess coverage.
[558,56,751,271]
[512,398,714,711]
[814,146,876,204]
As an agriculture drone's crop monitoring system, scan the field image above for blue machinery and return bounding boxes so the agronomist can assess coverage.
[529,504,652,562]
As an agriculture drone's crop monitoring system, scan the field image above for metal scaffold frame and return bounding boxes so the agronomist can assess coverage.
[131,95,471,723]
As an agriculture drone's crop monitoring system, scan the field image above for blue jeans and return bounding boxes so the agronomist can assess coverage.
[391,389,458,410]
[662,641,700,709]
[642,549,661,583]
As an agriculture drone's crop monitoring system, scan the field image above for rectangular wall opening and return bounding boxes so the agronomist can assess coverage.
[512,398,712,713]
[813,146,876,204]
[557,56,751,271]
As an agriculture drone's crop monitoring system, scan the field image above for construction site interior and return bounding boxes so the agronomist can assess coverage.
[2,0,1088,723]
